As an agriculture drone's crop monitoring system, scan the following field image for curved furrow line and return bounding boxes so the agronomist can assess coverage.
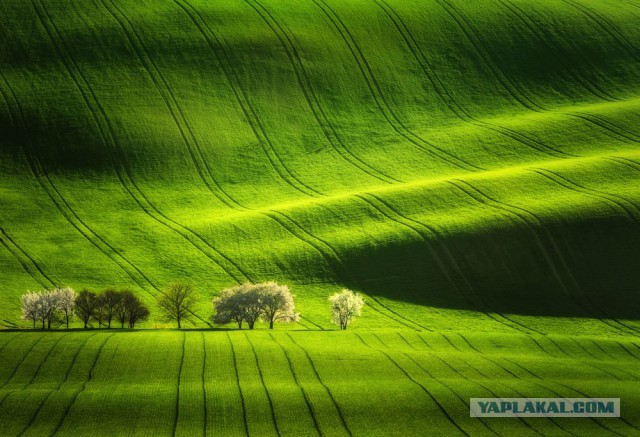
[298,315,325,331]
[17,332,98,437]
[173,332,186,437]
[435,0,640,145]
[448,178,640,337]
[571,339,640,380]
[359,191,541,334]
[310,0,483,172]
[500,356,639,433]
[498,0,619,103]
[175,0,323,198]
[269,333,321,436]
[2,70,165,302]
[0,336,43,389]
[374,0,576,160]
[532,168,640,225]
[0,334,67,409]
[562,0,640,59]
[226,332,249,437]
[243,333,281,437]
[286,334,352,436]
[49,333,114,436]
[245,0,400,184]
[20,1,242,327]
[364,298,425,331]
[103,0,357,291]
[616,341,640,360]
[408,342,551,436]
[201,332,207,437]
[34,0,249,289]
[397,333,419,351]
[354,334,468,436]
[477,353,623,435]
[620,0,640,11]
[414,333,435,351]
[0,225,55,289]
[0,333,24,357]
[398,354,499,436]
[97,0,241,210]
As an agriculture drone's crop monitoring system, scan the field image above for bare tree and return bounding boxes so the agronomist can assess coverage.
[94,293,107,328]
[157,282,195,329]
[102,289,121,329]
[329,289,365,330]
[56,287,76,329]
[75,289,98,329]
[115,290,135,328]
[21,291,40,329]
[258,282,299,329]
[127,299,149,328]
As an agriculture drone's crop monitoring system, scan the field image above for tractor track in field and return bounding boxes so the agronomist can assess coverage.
[374,0,576,161]
[0,226,56,289]
[244,333,281,437]
[97,0,241,210]
[4,0,241,326]
[1,69,219,324]
[403,333,550,436]
[200,332,207,437]
[561,0,640,59]
[435,0,640,146]
[356,191,541,334]
[49,333,114,436]
[286,333,352,436]
[269,333,321,436]
[476,353,621,434]
[226,332,249,436]
[311,0,482,173]
[175,0,323,198]
[615,341,640,360]
[354,333,468,436]
[499,355,640,433]
[498,0,620,103]
[17,332,98,437]
[369,334,499,435]
[33,0,250,288]
[245,0,400,185]
[0,336,43,389]
[421,333,574,435]
[447,178,640,337]
[173,332,186,437]
[527,168,640,335]
[0,334,67,410]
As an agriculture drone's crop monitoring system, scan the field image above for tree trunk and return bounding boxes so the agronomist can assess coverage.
[42,319,45,329]
[66,314,69,329]
[177,317,181,329]
[84,320,88,329]
[237,320,242,329]
[33,320,36,330]
[269,321,274,329]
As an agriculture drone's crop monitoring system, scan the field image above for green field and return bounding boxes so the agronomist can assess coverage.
[0,331,639,436]
[1,0,640,434]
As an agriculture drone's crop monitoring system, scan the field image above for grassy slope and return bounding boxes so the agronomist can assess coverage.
[2,0,640,333]
[0,331,638,436]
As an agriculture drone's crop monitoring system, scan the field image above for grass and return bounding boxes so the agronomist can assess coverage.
[1,0,639,433]
[0,331,638,436]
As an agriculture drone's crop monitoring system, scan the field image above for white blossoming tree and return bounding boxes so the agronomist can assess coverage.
[21,291,41,329]
[55,287,76,329]
[329,289,365,330]
[258,282,299,329]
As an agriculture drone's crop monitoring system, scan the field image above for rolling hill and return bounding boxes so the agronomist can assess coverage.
[1,0,640,433]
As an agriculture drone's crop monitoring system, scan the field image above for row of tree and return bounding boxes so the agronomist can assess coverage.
[20,283,365,330]
[21,288,149,329]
